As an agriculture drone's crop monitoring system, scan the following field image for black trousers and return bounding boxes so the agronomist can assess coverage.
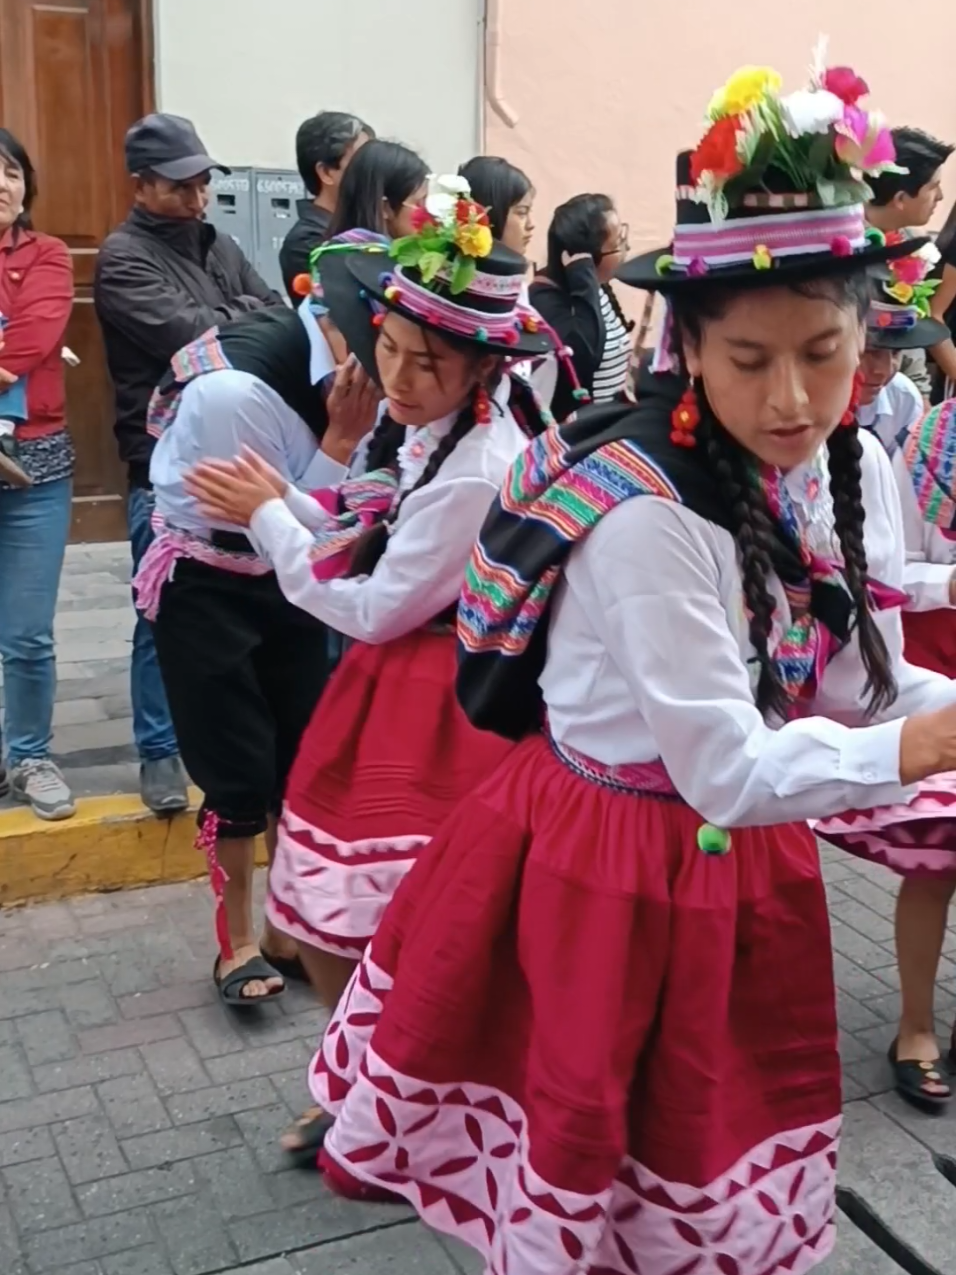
[152,558,329,838]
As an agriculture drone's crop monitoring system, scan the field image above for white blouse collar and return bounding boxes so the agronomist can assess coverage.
[394,376,513,492]
[782,446,836,556]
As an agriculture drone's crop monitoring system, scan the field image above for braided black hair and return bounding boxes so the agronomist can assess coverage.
[670,271,896,718]
[602,282,635,335]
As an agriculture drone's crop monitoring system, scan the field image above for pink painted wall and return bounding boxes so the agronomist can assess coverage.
[485,1,956,298]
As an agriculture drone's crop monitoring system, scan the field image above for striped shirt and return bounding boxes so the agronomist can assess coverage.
[592,288,631,402]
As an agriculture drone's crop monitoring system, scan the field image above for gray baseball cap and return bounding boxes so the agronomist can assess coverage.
[124,113,229,181]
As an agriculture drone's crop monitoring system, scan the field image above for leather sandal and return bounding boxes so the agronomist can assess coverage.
[888,1039,951,1110]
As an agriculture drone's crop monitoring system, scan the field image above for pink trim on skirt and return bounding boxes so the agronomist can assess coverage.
[815,770,956,878]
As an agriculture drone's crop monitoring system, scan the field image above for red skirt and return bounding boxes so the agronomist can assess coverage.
[311,734,840,1274]
[815,609,956,879]
[267,629,514,957]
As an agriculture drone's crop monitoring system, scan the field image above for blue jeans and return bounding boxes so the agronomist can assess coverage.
[0,477,71,765]
[127,487,179,762]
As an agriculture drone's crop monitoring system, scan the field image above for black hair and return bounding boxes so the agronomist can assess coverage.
[295,111,375,196]
[936,197,956,257]
[0,129,38,231]
[326,139,428,240]
[457,156,532,241]
[348,338,549,578]
[669,270,896,719]
[869,128,954,205]
[544,192,615,288]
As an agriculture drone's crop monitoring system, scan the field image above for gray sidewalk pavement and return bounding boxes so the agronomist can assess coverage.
[0,851,954,1273]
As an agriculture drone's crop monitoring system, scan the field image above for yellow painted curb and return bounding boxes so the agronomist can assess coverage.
[0,789,267,906]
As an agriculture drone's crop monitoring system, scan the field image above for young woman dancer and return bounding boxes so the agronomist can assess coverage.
[816,249,956,1107]
[296,61,956,1274]
[185,184,574,1151]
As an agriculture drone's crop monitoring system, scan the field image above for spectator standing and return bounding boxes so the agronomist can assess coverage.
[457,156,535,256]
[0,129,76,820]
[94,114,283,816]
[529,193,634,421]
[324,139,428,242]
[279,112,374,302]
[866,127,954,399]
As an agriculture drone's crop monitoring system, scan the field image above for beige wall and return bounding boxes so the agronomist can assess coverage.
[154,0,483,173]
[486,0,956,283]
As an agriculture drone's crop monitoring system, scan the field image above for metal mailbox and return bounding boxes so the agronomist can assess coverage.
[253,169,306,297]
[205,170,255,259]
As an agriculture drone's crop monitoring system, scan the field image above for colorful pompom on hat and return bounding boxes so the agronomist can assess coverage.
[617,45,926,296]
[901,399,956,536]
[292,228,390,312]
[866,239,949,350]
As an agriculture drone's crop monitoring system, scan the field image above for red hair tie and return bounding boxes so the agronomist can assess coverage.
[840,368,865,428]
[671,380,701,448]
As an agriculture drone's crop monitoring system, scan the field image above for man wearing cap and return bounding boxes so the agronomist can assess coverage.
[94,113,282,817]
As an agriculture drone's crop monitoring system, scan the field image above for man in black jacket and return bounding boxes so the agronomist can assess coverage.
[95,113,282,816]
[278,111,373,301]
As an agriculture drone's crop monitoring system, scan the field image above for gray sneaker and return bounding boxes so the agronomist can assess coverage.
[9,759,76,821]
[140,756,189,815]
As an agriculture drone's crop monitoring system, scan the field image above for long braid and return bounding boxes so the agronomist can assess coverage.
[698,406,792,718]
[347,389,480,577]
[602,282,635,334]
[826,424,897,713]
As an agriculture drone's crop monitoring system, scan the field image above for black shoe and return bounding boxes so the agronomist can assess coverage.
[140,756,189,815]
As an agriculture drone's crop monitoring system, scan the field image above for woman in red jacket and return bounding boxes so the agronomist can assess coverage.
[0,129,76,820]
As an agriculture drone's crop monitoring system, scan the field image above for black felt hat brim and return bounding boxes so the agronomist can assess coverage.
[867,316,950,350]
[343,251,553,360]
[314,249,387,387]
[616,235,928,293]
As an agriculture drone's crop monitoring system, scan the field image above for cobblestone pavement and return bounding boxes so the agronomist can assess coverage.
[0,542,140,805]
[0,851,953,1273]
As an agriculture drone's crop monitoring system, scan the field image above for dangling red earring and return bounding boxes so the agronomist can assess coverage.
[671,379,700,448]
[474,384,492,426]
[841,368,865,428]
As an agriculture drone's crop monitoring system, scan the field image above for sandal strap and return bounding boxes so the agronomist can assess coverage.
[217,955,283,996]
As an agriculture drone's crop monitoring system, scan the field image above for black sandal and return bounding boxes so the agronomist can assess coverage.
[888,1039,951,1110]
[281,1107,335,1168]
[213,954,286,1008]
[259,947,308,984]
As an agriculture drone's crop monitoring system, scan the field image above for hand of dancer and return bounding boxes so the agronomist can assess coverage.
[185,450,285,527]
[561,251,593,268]
[900,702,956,785]
[324,354,381,463]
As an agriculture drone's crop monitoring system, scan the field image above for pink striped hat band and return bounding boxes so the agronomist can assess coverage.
[867,300,919,332]
[670,204,867,272]
[382,266,525,344]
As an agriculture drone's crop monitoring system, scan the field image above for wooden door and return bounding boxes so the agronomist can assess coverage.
[0,0,153,541]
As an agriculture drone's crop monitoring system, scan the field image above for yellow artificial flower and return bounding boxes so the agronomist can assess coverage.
[456,222,493,258]
[716,66,782,117]
[886,280,914,304]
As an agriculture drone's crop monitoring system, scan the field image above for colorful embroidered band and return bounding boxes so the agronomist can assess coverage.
[669,204,867,272]
[902,398,956,535]
[867,300,918,332]
[308,232,389,313]
[382,266,527,345]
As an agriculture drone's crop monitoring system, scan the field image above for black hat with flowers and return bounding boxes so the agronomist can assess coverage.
[865,241,949,350]
[617,52,924,295]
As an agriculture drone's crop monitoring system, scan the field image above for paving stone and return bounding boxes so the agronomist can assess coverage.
[119,983,217,1021]
[0,1085,99,1135]
[64,980,123,1030]
[835,992,885,1036]
[204,1039,311,1085]
[189,1145,276,1220]
[0,1126,55,1168]
[0,1046,35,1102]
[2,1155,81,1231]
[838,1099,956,1273]
[870,1087,956,1156]
[292,1224,453,1274]
[430,1232,485,1274]
[228,1194,409,1264]
[165,1077,276,1126]
[76,1160,198,1217]
[121,1116,243,1171]
[239,1261,298,1275]
[101,1248,175,1275]
[0,1203,24,1274]
[231,1101,298,1175]
[140,1038,209,1097]
[151,1195,237,1275]
[34,1047,142,1094]
[176,1007,245,1060]
[54,1115,128,1186]
[80,1015,182,1056]
[16,1009,77,1066]
[97,1073,171,1138]
[818,1218,904,1274]
[23,1209,154,1271]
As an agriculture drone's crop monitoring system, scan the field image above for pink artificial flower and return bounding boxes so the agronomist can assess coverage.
[830,235,853,257]
[822,66,869,106]
[891,255,927,285]
[834,106,896,174]
[687,257,708,277]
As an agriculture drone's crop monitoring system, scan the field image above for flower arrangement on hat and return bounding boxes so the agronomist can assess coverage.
[692,51,901,220]
[882,238,941,313]
[389,172,496,294]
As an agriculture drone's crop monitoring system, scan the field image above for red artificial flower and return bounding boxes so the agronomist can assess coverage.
[884,230,905,246]
[821,66,869,106]
[690,116,744,185]
[411,206,438,232]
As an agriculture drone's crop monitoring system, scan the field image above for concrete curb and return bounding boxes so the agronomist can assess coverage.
[0,789,267,906]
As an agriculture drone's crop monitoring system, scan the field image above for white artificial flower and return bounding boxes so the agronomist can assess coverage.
[808,34,829,89]
[916,241,942,268]
[779,88,845,138]
[425,173,471,224]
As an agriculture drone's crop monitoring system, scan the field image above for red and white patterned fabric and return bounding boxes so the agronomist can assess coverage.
[267,628,514,956]
[307,733,841,1274]
[815,609,956,879]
